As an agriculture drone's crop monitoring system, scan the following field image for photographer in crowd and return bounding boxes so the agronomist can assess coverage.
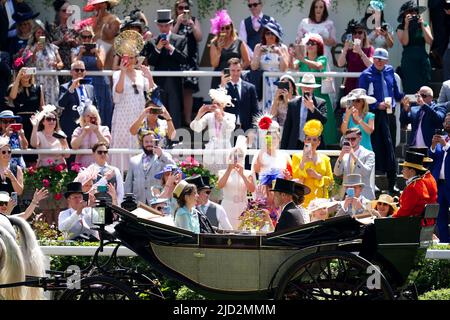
[0,110,28,168]
[270,75,297,127]
[335,174,371,217]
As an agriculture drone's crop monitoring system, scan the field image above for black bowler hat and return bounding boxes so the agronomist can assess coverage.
[271,178,311,196]
[185,175,211,190]
[64,182,85,198]
[408,147,433,163]
[399,151,427,172]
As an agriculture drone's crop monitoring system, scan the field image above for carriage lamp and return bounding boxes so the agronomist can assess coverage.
[93,198,113,225]
[121,193,138,211]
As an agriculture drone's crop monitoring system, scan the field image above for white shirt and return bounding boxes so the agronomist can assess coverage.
[414,114,427,148]
[430,137,450,179]
[88,162,125,204]
[58,207,99,240]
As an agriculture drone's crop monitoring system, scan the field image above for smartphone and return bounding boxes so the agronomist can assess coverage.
[97,185,108,193]
[10,123,22,132]
[160,33,167,41]
[183,10,190,20]
[78,78,92,85]
[223,68,230,77]
[149,107,163,114]
[277,81,289,91]
[38,36,46,45]
[304,143,311,153]
[83,43,96,55]
[345,33,353,42]
[435,129,445,136]
[82,193,89,202]
[303,91,311,100]
[219,32,226,38]
[10,192,17,205]
[24,67,37,75]
[381,24,388,31]
[346,187,355,198]
[342,140,351,147]
[53,131,67,139]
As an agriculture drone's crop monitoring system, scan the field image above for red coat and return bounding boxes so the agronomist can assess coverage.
[422,171,438,203]
[393,176,432,218]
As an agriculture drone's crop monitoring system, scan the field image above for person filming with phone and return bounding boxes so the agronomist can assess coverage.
[335,174,370,217]
[280,73,327,150]
[0,110,28,168]
[270,75,297,127]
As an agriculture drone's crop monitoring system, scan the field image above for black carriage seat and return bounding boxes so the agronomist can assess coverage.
[262,215,366,249]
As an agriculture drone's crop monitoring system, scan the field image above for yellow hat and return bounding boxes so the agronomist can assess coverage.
[303,119,323,137]
[173,180,189,199]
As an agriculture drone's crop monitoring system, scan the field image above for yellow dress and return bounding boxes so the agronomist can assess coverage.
[292,153,334,206]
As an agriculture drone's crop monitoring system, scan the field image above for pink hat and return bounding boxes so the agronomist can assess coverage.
[83,0,119,12]
[210,9,232,35]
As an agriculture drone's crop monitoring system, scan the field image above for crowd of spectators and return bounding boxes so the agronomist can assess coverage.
[0,0,449,243]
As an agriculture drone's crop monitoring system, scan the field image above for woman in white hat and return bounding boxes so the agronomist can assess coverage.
[340,88,377,151]
[190,88,236,174]
[307,197,338,222]
[295,33,338,146]
[217,135,255,229]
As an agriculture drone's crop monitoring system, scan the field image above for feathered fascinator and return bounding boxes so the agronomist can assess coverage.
[345,19,366,35]
[209,88,233,107]
[35,105,57,122]
[72,98,95,117]
[73,166,98,187]
[73,17,95,33]
[13,49,33,70]
[210,9,232,35]
[254,113,280,133]
[259,168,284,186]
[0,136,10,149]
[303,119,323,137]
[369,0,384,11]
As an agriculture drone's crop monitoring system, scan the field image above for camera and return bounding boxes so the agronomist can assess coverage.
[83,43,96,56]
[342,140,351,147]
[93,198,113,225]
[79,78,92,85]
[183,9,190,20]
[83,193,89,202]
[277,81,289,91]
[149,107,163,114]
[10,123,22,132]
[24,67,37,75]
[435,129,445,136]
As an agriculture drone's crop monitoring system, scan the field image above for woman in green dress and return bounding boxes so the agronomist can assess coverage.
[294,33,338,146]
[396,1,433,94]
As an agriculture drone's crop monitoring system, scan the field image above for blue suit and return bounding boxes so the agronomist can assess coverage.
[430,140,450,242]
[224,80,259,132]
[400,102,447,148]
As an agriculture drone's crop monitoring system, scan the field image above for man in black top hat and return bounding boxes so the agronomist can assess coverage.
[58,182,99,241]
[272,178,310,232]
[185,175,232,230]
[144,9,189,129]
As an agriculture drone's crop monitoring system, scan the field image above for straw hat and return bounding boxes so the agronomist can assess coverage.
[296,73,321,88]
[114,30,144,57]
[340,88,377,106]
[371,194,398,213]
[173,180,189,199]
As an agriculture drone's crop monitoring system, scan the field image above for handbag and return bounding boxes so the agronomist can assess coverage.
[321,77,336,94]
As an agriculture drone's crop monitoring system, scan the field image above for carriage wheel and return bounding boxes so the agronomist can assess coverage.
[275,251,394,300]
[59,276,139,300]
[124,272,165,300]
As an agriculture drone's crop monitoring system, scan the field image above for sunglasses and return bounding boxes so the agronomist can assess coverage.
[352,30,364,35]
[132,84,139,95]
[377,202,389,207]
[73,68,85,73]
[81,35,93,39]
[204,190,211,195]
[419,93,430,99]
[1,150,12,155]
[265,31,275,36]
[96,150,108,155]
[248,2,261,8]
[306,41,317,46]
[1,119,15,124]
[346,137,358,141]
[0,201,8,206]
[178,5,189,10]
[354,99,363,103]
[221,25,231,31]
[45,117,57,122]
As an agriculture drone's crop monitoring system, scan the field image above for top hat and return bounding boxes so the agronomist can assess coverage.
[397,1,427,23]
[185,175,212,191]
[399,151,427,172]
[408,147,432,163]
[259,16,283,40]
[155,9,173,24]
[64,182,85,198]
[343,174,365,187]
[271,178,311,196]
[296,73,321,88]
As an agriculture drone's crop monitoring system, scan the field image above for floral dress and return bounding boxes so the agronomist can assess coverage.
[32,43,60,105]
[259,46,286,113]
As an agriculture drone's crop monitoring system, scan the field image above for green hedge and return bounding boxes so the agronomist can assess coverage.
[419,289,450,300]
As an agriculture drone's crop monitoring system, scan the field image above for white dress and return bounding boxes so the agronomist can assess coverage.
[296,18,336,71]
[111,70,149,170]
[218,169,251,230]
[190,111,236,174]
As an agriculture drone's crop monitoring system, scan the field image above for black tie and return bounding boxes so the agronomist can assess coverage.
[233,84,240,101]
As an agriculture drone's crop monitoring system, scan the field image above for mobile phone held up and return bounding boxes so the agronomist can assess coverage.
[24,67,37,75]
[435,128,445,136]
[160,33,167,41]
[78,78,92,85]
[10,123,22,132]
[223,68,230,77]
[83,43,96,56]
[277,81,289,91]
[346,187,355,198]
[303,91,311,100]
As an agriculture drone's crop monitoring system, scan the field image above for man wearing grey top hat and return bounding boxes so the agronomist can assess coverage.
[143,9,189,129]
[335,174,370,217]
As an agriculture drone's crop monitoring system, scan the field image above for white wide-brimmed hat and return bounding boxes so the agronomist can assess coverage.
[340,88,377,106]
[296,73,321,88]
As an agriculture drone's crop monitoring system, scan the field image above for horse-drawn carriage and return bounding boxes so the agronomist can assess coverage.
[0,202,439,300]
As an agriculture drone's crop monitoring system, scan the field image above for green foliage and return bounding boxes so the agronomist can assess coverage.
[32,218,63,241]
[413,254,450,295]
[176,286,206,300]
[419,289,450,301]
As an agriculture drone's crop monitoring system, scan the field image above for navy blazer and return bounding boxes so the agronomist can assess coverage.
[280,95,327,150]
[58,81,96,142]
[400,102,447,147]
[224,80,259,132]
[430,141,450,198]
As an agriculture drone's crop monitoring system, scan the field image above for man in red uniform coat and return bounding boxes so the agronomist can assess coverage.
[393,151,436,218]
[408,147,438,203]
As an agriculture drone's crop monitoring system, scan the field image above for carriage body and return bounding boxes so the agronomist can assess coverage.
[111,204,437,299]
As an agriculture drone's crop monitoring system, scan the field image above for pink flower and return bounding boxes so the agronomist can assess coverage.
[180,161,187,167]
[55,164,64,172]
[42,179,50,188]
[71,163,81,173]
[54,193,62,200]
[27,166,36,175]
[185,156,199,167]
[46,159,54,165]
